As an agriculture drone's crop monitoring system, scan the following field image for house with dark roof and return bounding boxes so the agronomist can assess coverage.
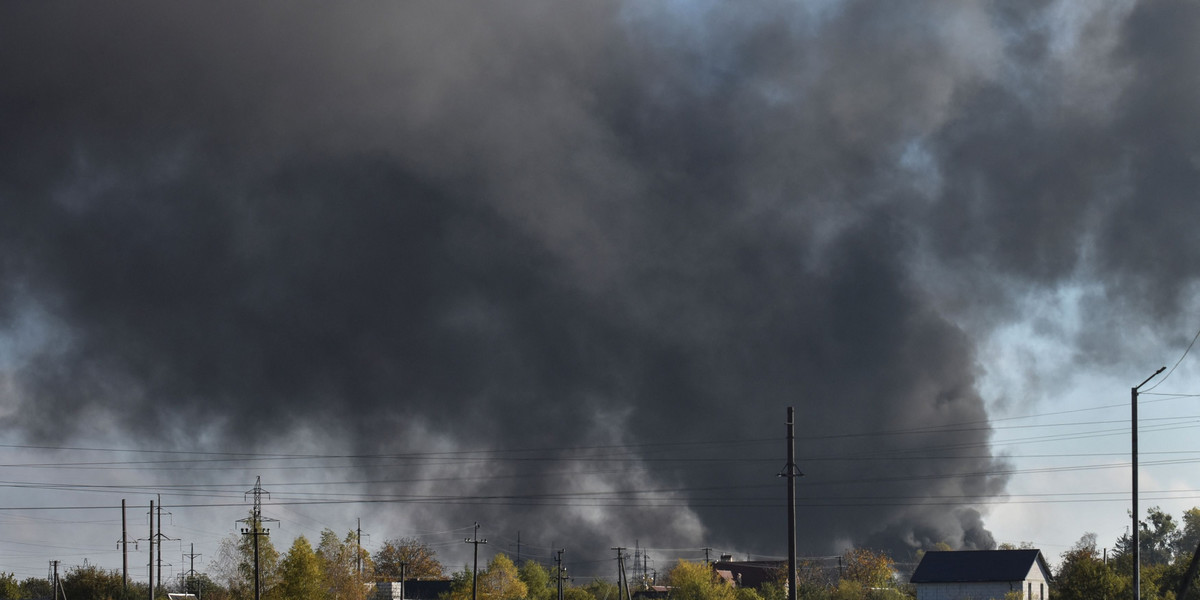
[710,558,787,589]
[909,549,1051,600]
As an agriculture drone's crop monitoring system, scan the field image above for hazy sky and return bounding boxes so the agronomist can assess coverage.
[3,0,1200,585]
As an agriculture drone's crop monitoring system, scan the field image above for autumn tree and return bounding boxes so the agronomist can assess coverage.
[276,535,324,600]
[374,537,445,581]
[665,559,735,600]
[480,554,528,600]
[840,548,895,589]
[448,554,527,600]
[211,520,281,600]
[318,528,372,600]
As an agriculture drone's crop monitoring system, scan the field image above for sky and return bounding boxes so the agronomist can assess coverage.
[3,0,1200,586]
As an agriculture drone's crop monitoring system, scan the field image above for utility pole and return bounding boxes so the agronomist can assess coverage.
[357,518,364,579]
[701,547,712,566]
[465,522,487,600]
[158,495,163,596]
[613,547,631,600]
[117,499,138,597]
[155,494,177,597]
[555,549,566,600]
[184,543,202,596]
[1133,367,1166,600]
[148,500,155,600]
[633,541,640,585]
[50,561,60,600]
[778,406,803,600]
[239,476,278,600]
[399,562,408,600]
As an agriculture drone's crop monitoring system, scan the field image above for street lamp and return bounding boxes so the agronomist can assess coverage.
[1133,366,1166,600]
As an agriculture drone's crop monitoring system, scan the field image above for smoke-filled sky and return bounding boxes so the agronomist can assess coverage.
[3,0,1200,584]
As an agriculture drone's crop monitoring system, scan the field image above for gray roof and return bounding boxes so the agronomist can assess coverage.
[909,550,1049,584]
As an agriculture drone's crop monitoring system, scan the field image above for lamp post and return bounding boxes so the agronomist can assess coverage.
[1133,366,1166,600]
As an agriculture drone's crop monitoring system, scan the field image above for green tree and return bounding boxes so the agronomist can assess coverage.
[183,573,228,600]
[276,535,325,600]
[519,560,553,600]
[1055,533,1124,600]
[563,586,596,600]
[18,578,51,600]
[1176,508,1200,559]
[1116,507,1182,567]
[665,559,735,600]
[375,537,445,581]
[60,564,126,600]
[578,578,619,600]
[0,572,23,600]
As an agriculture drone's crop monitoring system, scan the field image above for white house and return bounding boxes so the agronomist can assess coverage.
[909,549,1051,600]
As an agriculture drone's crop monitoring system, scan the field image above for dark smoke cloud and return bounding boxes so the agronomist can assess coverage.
[1,0,1195,566]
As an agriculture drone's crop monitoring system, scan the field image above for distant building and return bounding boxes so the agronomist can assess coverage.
[631,585,671,600]
[909,549,1051,600]
[374,579,453,600]
[710,556,786,589]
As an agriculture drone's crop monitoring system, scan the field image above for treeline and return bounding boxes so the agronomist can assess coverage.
[7,506,1200,600]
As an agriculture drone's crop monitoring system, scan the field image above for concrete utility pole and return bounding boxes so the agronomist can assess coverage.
[465,522,487,600]
[399,562,408,600]
[779,406,803,600]
[239,476,278,600]
[1133,367,1166,600]
[555,549,566,600]
[613,547,631,600]
[148,500,155,600]
[117,499,137,597]
[50,561,60,600]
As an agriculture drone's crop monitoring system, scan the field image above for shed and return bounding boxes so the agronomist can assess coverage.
[909,549,1051,600]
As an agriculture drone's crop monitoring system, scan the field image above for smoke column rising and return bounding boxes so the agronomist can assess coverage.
[2,0,1198,568]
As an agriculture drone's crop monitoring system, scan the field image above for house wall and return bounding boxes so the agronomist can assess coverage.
[915,581,1019,600]
[1022,562,1050,598]
[915,577,1048,600]
[375,582,402,600]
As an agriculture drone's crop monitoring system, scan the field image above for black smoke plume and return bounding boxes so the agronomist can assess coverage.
[2,0,1196,567]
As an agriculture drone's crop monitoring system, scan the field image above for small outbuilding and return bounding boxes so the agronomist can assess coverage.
[909,549,1051,600]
